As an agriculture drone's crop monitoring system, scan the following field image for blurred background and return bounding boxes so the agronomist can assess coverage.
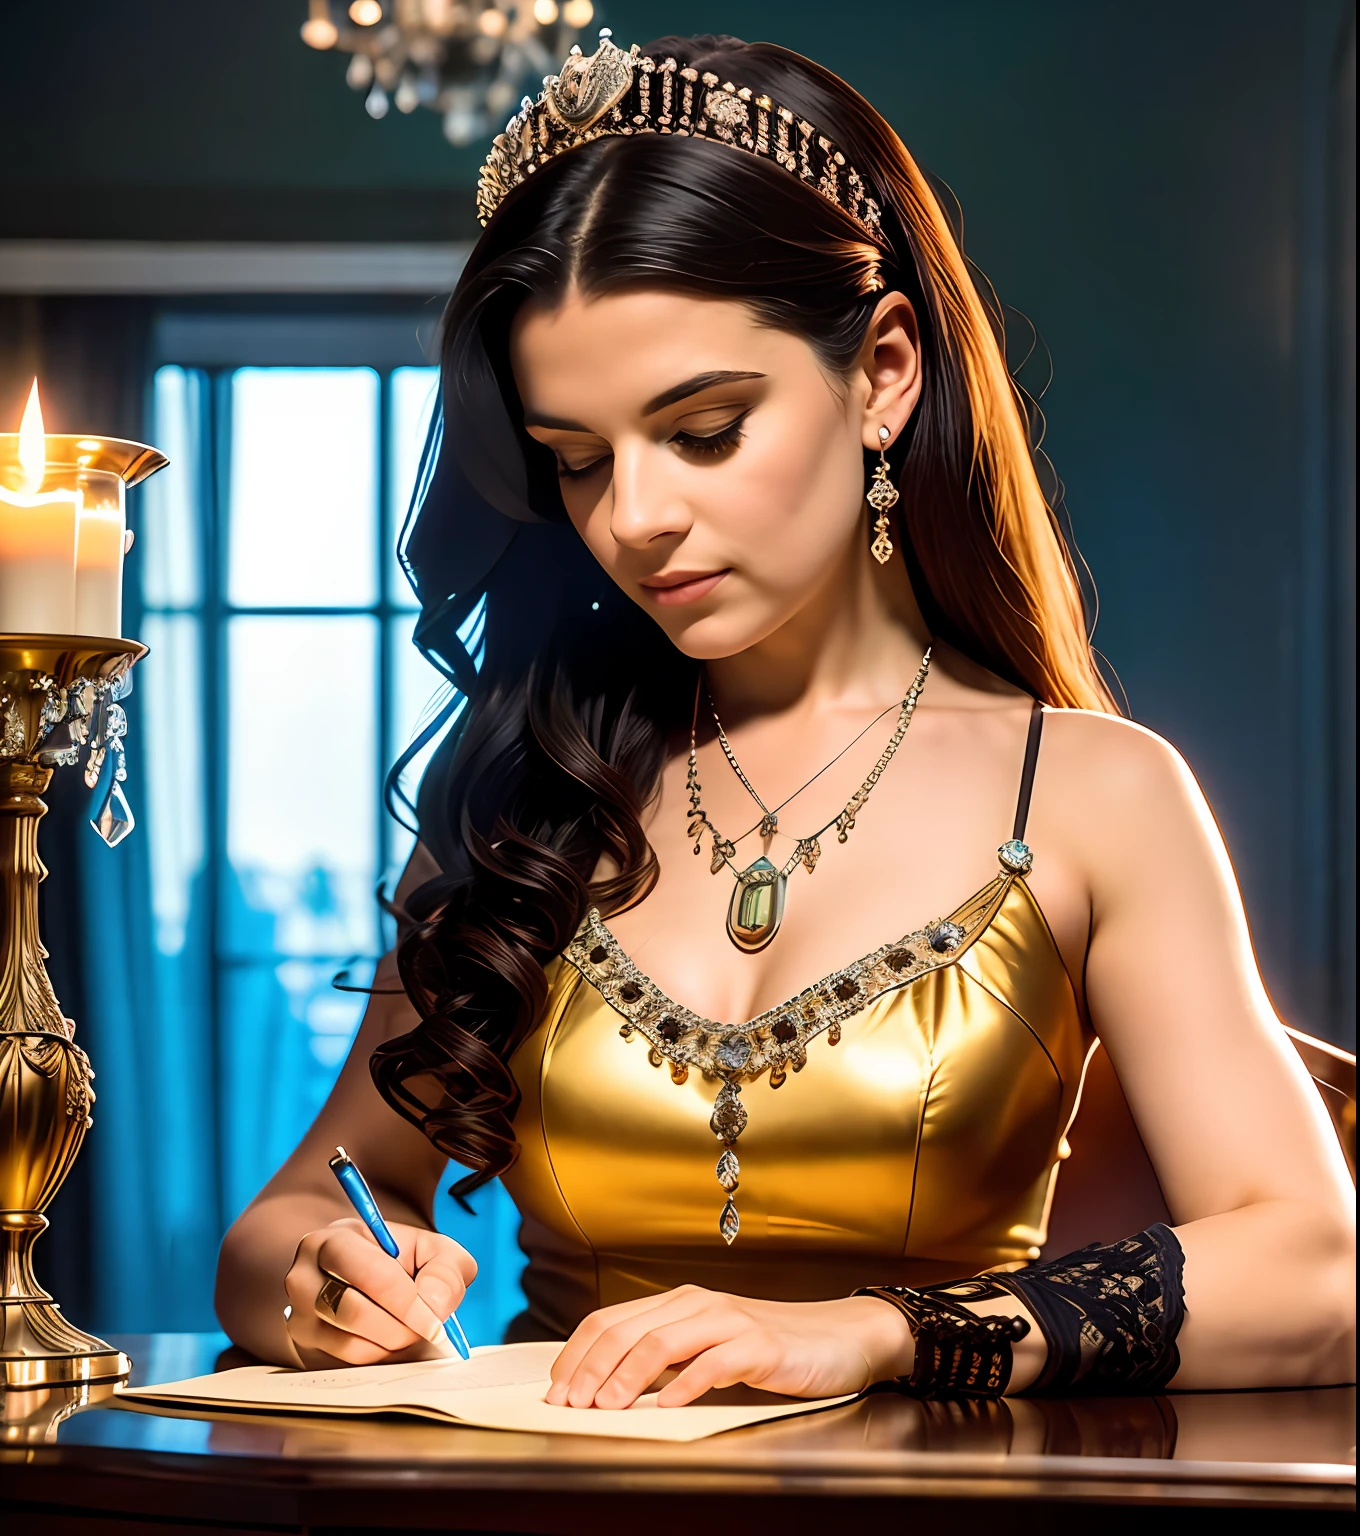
[0,1,1353,1344]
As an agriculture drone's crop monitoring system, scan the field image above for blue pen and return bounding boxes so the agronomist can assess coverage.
[328,1145,471,1360]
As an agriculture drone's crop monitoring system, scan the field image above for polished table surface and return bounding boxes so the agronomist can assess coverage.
[0,1333,1354,1533]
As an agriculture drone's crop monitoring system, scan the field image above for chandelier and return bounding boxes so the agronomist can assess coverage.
[300,0,598,145]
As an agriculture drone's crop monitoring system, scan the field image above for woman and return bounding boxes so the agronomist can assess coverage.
[217,33,1354,1405]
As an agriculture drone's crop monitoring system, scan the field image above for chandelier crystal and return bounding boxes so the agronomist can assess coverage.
[300,0,597,145]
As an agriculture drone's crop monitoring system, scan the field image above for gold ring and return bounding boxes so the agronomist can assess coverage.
[316,1274,350,1320]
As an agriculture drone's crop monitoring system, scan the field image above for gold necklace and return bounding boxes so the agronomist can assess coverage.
[686,649,932,952]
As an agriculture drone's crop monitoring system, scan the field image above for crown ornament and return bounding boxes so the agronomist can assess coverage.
[477,30,885,242]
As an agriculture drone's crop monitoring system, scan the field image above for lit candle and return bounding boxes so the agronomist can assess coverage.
[0,381,79,633]
[74,493,126,638]
[1,380,166,640]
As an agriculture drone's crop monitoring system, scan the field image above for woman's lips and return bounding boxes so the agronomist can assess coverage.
[640,570,729,607]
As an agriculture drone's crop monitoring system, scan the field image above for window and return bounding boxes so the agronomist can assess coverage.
[142,339,523,1344]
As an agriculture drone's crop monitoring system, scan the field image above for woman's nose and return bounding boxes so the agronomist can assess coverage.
[608,443,692,549]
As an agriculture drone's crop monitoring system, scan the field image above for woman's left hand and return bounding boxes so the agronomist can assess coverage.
[544,1284,913,1408]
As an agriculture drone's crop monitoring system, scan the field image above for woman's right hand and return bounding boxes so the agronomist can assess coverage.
[284,1217,477,1367]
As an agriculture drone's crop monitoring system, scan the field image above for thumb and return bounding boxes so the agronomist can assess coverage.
[408,1229,474,1321]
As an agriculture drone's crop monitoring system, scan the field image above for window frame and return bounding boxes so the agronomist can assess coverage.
[145,310,440,1207]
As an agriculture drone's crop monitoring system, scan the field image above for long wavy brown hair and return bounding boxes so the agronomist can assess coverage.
[372,34,1118,1203]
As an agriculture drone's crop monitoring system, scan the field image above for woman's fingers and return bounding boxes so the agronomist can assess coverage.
[401,1226,475,1324]
[539,1293,882,1412]
[655,1334,784,1406]
[283,1263,427,1357]
[292,1315,405,1368]
[547,1289,738,1407]
[312,1280,422,1352]
[286,1220,447,1360]
[291,1312,449,1369]
[547,1290,692,1391]
[590,1315,757,1408]
[282,1220,478,1369]
[311,1225,447,1342]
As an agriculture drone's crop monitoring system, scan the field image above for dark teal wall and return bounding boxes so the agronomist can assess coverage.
[4,0,1354,1042]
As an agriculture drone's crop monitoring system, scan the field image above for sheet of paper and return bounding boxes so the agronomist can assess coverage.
[118,1340,856,1441]
[411,1382,858,1441]
[120,1341,562,1409]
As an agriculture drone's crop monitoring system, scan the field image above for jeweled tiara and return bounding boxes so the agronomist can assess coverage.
[477,31,885,242]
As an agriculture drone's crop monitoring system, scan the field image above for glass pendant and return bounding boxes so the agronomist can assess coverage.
[90,779,135,848]
[726,856,786,952]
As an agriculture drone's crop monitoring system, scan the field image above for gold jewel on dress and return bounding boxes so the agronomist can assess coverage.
[477,32,885,241]
[687,651,932,953]
[568,848,1029,1243]
[868,425,899,565]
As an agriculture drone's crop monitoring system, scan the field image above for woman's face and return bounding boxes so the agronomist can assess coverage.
[510,288,917,659]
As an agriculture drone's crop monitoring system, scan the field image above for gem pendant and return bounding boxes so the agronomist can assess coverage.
[710,1086,748,1243]
[726,856,786,953]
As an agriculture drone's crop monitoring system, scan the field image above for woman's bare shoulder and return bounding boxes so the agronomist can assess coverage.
[1035,708,1219,874]
[1040,708,1200,798]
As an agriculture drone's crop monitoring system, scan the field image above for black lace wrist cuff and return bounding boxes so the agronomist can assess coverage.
[855,1284,1030,1398]
[858,1223,1186,1400]
[993,1222,1187,1395]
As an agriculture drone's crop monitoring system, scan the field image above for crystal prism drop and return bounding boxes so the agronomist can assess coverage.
[39,720,76,754]
[90,780,135,847]
[718,1198,740,1245]
[716,1148,740,1192]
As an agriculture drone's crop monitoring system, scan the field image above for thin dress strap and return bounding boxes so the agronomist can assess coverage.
[1011,700,1045,842]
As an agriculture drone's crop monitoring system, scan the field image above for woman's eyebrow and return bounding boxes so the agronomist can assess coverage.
[642,370,766,417]
[522,410,591,431]
[522,370,766,432]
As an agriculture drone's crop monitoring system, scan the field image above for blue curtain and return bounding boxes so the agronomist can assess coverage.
[74,688,222,1332]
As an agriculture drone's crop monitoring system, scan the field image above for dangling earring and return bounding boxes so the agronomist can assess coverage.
[867,425,898,565]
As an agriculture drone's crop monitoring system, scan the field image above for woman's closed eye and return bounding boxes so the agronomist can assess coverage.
[670,409,750,460]
[557,450,612,480]
[554,409,752,479]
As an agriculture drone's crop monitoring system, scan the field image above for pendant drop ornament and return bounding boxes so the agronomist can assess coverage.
[90,778,135,848]
[710,1082,748,1243]
[868,425,899,565]
[709,1081,748,1142]
[718,1199,741,1245]
[726,857,786,952]
[689,645,931,955]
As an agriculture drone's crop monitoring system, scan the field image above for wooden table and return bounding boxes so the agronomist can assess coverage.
[0,1334,1353,1533]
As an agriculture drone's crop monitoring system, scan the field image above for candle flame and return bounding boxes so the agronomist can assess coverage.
[17,378,45,495]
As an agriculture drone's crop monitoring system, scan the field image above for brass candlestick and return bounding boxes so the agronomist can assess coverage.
[1,635,148,1386]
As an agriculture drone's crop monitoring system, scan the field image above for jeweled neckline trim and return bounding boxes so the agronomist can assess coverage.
[561,846,1033,1245]
[563,868,1022,1088]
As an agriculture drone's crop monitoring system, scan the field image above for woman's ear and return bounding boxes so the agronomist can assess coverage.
[857,291,922,451]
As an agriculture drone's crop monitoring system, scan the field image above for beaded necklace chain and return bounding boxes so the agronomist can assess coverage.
[686,649,932,951]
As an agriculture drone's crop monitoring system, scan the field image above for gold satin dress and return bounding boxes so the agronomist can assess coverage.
[502,826,1095,1342]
